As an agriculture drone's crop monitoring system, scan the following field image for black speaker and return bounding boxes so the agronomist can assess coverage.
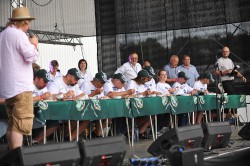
[238,122,250,140]
[147,125,204,156]
[0,142,81,166]
[78,135,126,166]
[202,121,232,150]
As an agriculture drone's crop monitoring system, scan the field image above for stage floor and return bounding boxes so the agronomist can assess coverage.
[123,125,250,165]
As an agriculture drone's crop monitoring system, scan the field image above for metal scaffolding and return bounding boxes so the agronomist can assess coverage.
[5,0,83,46]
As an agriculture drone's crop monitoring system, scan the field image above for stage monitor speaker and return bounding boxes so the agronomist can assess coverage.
[238,122,250,140]
[147,124,204,157]
[0,142,81,166]
[202,121,232,150]
[78,135,126,166]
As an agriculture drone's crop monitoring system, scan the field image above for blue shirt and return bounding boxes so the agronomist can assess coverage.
[179,64,199,87]
[163,63,181,79]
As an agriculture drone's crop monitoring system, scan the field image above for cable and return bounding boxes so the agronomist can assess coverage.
[134,0,144,62]
[59,0,66,33]
[31,0,53,7]
[176,0,223,55]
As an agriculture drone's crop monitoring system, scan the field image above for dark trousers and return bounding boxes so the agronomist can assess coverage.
[222,80,237,114]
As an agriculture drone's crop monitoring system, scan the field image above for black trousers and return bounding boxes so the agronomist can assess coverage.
[222,80,237,114]
[222,80,236,95]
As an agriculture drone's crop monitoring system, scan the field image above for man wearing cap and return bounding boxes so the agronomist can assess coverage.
[104,73,134,98]
[144,66,159,94]
[172,72,196,95]
[80,71,108,98]
[126,70,153,138]
[172,71,197,126]
[179,55,199,87]
[193,72,214,124]
[33,69,51,102]
[126,70,152,96]
[115,52,142,87]
[32,69,59,144]
[47,68,87,141]
[48,68,86,100]
[0,7,38,149]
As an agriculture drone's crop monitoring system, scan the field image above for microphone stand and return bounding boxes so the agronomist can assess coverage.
[214,63,224,122]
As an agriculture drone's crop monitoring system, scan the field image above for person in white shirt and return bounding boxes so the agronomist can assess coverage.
[47,68,87,141]
[115,52,142,87]
[0,7,38,149]
[80,71,108,98]
[32,69,59,144]
[144,66,161,94]
[104,73,134,98]
[77,59,93,88]
[156,70,176,95]
[172,72,196,126]
[172,72,196,95]
[126,70,153,138]
[48,60,62,81]
[193,72,214,124]
[96,73,134,137]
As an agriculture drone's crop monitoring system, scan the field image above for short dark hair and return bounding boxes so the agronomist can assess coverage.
[157,69,166,76]
[78,59,88,70]
[50,60,59,67]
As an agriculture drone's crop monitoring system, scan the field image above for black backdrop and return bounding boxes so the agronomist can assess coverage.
[95,0,250,94]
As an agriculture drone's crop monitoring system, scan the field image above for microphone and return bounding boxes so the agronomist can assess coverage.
[28,31,35,38]
[230,65,240,76]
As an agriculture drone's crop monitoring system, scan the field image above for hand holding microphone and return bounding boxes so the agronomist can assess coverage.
[28,31,38,49]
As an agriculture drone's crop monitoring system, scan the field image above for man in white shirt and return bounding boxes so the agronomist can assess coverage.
[172,72,196,126]
[215,46,247,122]
[47,68,87,141]
[193,72,214,124]
[193,73,214,95]
[48,60,62,81]
[81,71,108,98]
[104,73,134,98]
[115,52,142,86]
[32,69,58,144]
[0,7,38,149]
[144,66,158,94]
[172,72,196,95]
[48,68,86,100]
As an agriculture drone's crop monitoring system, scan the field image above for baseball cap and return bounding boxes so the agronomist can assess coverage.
[144,66,155,77]
[95,71,108,83]
[36,69,50,83]
[178,71,189,80]
[67,68,82,80]
[137,69,152,78]
[201,73,215,83]
[113,73,126,83]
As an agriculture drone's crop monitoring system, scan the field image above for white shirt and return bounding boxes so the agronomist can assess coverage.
[32,84,48,97]
[78,69,93,88]
[126,80,148,94]
[145,78,156,91]
[47,77,83,96]
[156,82,171,95]
[115,62,142,82]
[0,26,39,98]
[172,82,193,95]
[193,80,207,92]
[81,81,104,98]
[103,79,126,95]
[48,71,62,81]
[217,57,234,81]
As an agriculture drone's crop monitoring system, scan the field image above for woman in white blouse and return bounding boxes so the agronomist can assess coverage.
[78,59,93,88]
[156,69,175,95]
